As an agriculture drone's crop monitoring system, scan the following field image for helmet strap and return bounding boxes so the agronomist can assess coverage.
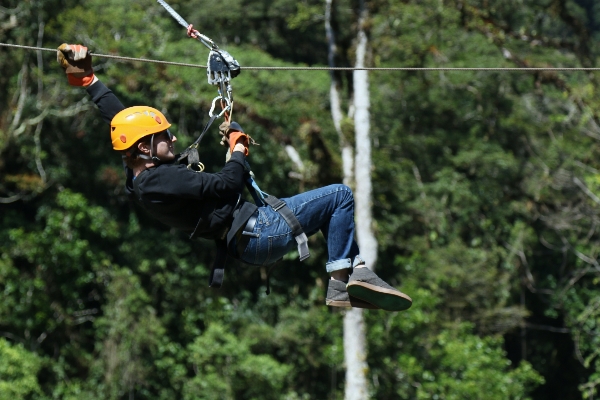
[124,135,162,163]
[149,134,163,163]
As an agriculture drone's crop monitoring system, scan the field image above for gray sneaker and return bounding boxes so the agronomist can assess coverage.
[346,267,412,311]
[326,279,379,309]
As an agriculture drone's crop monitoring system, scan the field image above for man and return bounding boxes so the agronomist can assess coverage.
[57,43,412,311]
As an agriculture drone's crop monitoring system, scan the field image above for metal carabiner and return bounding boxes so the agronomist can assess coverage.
[187,161,205,172]
[209,95,231,118]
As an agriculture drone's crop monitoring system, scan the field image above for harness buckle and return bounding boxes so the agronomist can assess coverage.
[269,199,286,212]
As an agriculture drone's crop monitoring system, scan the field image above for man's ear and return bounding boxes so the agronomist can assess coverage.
[138,140,150,154]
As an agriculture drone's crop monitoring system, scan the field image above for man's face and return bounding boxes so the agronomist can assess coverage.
[153,129,177,161]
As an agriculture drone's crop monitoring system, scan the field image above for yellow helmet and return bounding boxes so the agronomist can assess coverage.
[110,106,172,151]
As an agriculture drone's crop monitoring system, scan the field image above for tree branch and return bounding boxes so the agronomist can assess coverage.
[0,193,24,204]
[525,322,570,334]
[573,176,600,206]
[8,61,28,135]
[457,0,600,128]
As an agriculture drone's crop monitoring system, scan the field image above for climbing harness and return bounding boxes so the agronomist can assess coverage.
[157,0,310,290]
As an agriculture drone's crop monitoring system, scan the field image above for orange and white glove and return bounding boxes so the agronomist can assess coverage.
[56,43,95,86]
[229,130,249,156]
[219,121,249,159]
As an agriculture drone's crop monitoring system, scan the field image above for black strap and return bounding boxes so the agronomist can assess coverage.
[209,239,228,288]
[177,113,218,168]
[175,114,224,287]
[264,260,281,295]
[263,195,310,261]
[236,210,258,257]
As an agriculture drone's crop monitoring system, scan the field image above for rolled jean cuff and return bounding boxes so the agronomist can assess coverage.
[326,254,366,273]
[353,255,365,268]
[326,258,352,273]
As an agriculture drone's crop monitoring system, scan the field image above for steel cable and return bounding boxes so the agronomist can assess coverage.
[3,42,600,71]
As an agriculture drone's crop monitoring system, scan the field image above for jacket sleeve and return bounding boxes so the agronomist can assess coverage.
[142,152,248,199]
[86,80,130,175]
[86,80,125,125]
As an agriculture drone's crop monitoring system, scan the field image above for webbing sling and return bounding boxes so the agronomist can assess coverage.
[209,192,313,290]
[241,171,311,263]
[209,239,228,288]
[262,195,310,261]
[177,114,218,171]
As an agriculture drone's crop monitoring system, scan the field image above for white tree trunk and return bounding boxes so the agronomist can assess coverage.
[342,1,370,400]
[325,0,354,187]
[343,306,368,400]
[326,1,373,398]
[353,2,377,273]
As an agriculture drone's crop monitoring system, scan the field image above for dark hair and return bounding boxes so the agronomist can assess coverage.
[121,137,151,169]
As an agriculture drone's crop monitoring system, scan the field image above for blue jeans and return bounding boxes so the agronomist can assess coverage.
[238,184,364,272]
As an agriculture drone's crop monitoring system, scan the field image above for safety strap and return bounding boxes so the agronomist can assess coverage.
[176,113,218,170]
[209,239,228,288]
[244,162,266,206]
[264,259,280,295]
[262,195,310,261]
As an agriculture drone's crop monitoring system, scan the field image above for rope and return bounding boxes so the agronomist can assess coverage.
[3,42,600,71]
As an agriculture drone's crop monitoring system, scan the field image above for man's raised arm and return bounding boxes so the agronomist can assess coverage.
[57,43,125,124]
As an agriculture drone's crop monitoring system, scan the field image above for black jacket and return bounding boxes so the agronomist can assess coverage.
[87,81,255,240]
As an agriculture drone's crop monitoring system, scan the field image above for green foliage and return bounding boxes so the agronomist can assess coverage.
[184,323,291,400]
[409,328,543,400]
[4,0,600,398]
[366,286,542,399]
[90,268,165,399]
[0,338,43,399]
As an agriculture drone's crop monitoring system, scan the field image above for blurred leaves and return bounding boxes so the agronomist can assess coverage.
[3,0,600,398]
[0,338,44,399]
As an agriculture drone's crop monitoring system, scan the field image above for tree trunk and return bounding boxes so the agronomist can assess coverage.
[326,0,374,398]
[353,0,377,273]
[325,0,354,187]
[343,307,368,400]
[345,16,373,400]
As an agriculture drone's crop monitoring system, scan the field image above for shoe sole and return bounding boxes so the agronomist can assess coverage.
[326,299,379,310]
[346,281,412,311]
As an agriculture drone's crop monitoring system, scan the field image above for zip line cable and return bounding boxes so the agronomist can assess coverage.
[3,42,600,71]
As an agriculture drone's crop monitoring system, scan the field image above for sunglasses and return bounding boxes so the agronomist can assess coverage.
[156,129,174,141]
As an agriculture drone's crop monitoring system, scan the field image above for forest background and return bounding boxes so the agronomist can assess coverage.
[2,0,600,399]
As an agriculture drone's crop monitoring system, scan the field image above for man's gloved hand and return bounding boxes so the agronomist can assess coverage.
[229,131,249,156]
[57,43,95,87]
[220,121,249,156]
